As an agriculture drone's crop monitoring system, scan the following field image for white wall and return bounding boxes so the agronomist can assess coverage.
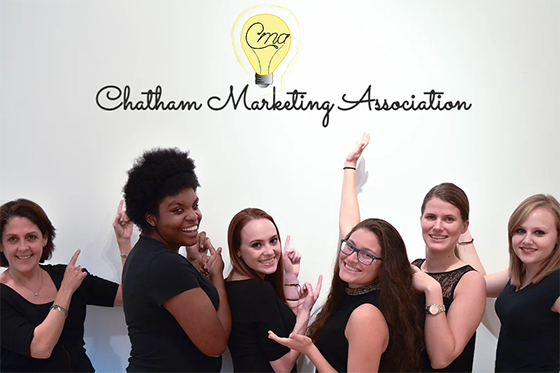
[1,1,558,371]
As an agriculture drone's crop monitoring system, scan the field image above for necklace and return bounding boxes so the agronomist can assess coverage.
[345,282,381,296]
[7,268,44,296]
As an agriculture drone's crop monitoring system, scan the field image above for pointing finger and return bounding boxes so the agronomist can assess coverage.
[68,249,81,266]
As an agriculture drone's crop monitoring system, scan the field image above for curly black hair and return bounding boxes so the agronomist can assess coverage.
[123,147,200,233]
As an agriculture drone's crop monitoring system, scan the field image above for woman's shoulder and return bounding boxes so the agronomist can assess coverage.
[227,278,272,294]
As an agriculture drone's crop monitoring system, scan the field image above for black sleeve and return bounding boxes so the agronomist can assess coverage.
[1,287,36,357]
[243,281,292,362]
[146,251,202,306]
[83,272,119,307]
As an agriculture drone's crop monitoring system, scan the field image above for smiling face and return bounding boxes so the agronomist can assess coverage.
[0,217,48,274]
[237,218,281,278]
[421,197,469,252]
[512,206,558,271]
[146,188,202,251]
[339,228,382,288]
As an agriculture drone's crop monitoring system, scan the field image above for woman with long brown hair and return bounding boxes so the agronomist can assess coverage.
[269,218,422,372]
[338,133,485,372]
[226,208,321,373]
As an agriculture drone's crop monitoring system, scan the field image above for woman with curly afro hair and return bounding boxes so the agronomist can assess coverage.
[121,147,231,372]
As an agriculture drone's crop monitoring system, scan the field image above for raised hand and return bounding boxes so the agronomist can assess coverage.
[186,231,210,274]
[268,331,314,355]
[411,264,441,294]
[205,237,224,280]
[113,200,133,240]
[282,235,301,279]
[345,132,370,167]
[60,249,88,294]
[298,275,323,313]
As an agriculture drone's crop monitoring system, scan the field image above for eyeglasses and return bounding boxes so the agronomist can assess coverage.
[340,239,382,266]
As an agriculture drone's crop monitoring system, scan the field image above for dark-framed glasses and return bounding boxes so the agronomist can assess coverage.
[340,239,382,266]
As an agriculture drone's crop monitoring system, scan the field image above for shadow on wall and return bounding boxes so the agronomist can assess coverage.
[84,306,130,372]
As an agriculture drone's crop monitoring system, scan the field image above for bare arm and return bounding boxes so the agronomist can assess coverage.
[413,266,486,369]
[163,287,230,356]
[30,250,87,358]
[456,229,509,298]
[112,200,133,307]
[339,132,369,238]
[269,277,323,373]
[456,229,486,275]
[484,270,510,298]
[163,237,231,357]
[268,303,387,373]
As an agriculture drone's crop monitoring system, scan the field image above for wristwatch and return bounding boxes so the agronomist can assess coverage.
[426,303,446,316]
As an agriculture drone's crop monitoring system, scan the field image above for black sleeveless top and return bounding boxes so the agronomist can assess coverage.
[412,259,477,372]
[314,286,383,372]
[495,270,559,372]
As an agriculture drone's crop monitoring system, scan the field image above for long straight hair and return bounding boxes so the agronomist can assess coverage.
[308,219,422,372]
[226,208,286,303]
[508,194,560,289]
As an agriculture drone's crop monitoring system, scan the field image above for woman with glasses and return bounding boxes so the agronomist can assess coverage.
[269,157,423,370]
[226,208,321,373]
[335,133,486,372]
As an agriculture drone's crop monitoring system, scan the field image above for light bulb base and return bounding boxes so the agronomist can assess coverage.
[255,73,273,88]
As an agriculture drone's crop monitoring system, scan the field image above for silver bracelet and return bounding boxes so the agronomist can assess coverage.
[50,304,69,317]
[120,253,128,258]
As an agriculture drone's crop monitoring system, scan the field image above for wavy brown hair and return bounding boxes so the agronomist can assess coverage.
[308,218,422,372]
[226,208,286,302]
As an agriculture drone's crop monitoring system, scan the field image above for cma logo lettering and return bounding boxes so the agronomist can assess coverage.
[240,14,292,88]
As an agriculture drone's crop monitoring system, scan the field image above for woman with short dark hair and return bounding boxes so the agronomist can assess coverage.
[121,147,231,372]
[0,198,130,372]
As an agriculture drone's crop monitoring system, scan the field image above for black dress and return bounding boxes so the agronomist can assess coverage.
[412,259,477,373]
[314,285,383,372]
[1,264,118,372]
[226,278,296,373]
[495,269,559,372]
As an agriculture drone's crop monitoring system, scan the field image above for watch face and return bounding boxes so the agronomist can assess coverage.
[427,304,443,316]
[428,304,441,315]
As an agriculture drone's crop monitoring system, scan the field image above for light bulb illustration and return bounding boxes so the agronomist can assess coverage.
[232,5,303,91]
[241,14,291,88]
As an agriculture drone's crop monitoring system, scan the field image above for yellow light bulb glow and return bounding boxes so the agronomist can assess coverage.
[241,14,291,88]
[232,5,303,92]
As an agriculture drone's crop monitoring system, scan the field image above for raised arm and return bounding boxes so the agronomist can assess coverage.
[412,266,486,369]
[282,235,301,314]
[112,200,133,307]
[339,132,369,238]
[30,250,88,358]
[457,229,510,297]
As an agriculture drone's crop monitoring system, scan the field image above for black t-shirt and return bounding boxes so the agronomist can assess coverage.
[1,264,118,372]
[495,270,560,372]
[226,279,296,373]
[122,236,221,372]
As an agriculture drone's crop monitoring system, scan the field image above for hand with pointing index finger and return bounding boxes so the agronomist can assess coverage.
[60,249,88,295]
[205,237,224,280]
[282,235,301,279]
